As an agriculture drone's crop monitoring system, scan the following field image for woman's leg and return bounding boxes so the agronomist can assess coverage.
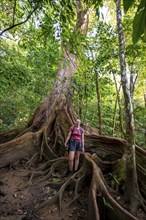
[74,151,80,172]
[68,151,75,174]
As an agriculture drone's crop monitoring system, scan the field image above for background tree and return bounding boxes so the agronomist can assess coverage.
[115,0,145,213]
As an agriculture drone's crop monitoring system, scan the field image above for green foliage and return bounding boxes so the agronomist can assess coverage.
[72,21,119,136]
[123,0,146,44]
[109,173,120,185]
[0,23,60,131]
[0,0,145,148]
[0,0,42,36]
[102,197,113,209]
[123,0,135,13]
[72,17,145,146]
[134,104,146,146]
[133,0,146,44]
[52,177,61,183]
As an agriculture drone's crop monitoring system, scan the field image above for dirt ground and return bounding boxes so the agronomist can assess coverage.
[0,160,146,220]
[0,161,88,220]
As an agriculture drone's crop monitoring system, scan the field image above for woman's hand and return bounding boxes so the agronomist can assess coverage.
[65,143,69,152]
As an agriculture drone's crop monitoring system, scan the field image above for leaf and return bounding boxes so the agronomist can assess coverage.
[123,0,135,13]
[93,0,103,9]
[102,197,113,210]
[144,12,146,41]
[52,177,61,183]
[132,0,146,44]
[96,9,100,17]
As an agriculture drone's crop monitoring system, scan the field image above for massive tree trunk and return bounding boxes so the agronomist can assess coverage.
[0,2,146,220]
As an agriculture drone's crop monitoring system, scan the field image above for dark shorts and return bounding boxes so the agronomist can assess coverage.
[68,138,82,152]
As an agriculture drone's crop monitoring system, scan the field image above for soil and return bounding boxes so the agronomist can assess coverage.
[0,160,146,220]
[0,161,88,220]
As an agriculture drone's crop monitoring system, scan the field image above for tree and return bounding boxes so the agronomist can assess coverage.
[0,1,146,220]
[115,0,145,214]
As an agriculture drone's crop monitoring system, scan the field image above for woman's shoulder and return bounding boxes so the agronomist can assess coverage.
[69,126,74,131]
[80,127,84,133]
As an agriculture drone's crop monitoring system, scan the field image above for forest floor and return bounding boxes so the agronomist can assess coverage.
[0,160,146,220]
[0,161,88,220]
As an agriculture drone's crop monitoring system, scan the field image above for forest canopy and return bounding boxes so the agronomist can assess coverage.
[0,0,145,146]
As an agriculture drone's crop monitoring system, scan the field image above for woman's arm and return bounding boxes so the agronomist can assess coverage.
[82,132,84,152]
[65,131,72,147]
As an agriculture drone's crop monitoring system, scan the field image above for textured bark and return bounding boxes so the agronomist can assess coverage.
[129,62,138,100]
[0,131,41,167]
[0,127,25,144]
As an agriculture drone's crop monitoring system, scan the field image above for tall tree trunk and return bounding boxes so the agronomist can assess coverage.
[144,92,146,147]
[32,3,89,131]
[129,62,138,99]
[112,73,125,137]
[95,69,102,135]
[115,0,141,213]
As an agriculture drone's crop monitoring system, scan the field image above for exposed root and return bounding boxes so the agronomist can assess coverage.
[64,105,75,125]
[43,128,58,160]
[34,153,141,220]
[15,126,33,138]
[0,127,24,143]
[40,131,45,161]
[25,153,39,168]
[1,104,146,220]
[37,169,86,219]
[0,132,40,168]
[23,157,68,189]
[84,153,139,220]
[91,153,118,166]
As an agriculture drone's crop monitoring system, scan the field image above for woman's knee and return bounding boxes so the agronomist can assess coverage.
[68,157,74,163]
[68,152,75,161]
[74,154,80,160]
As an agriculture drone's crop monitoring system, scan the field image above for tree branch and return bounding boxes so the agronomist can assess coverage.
[12,0,17,25]
[0,5,39,36]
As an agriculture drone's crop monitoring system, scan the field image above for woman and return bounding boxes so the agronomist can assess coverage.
[65,119,84,176]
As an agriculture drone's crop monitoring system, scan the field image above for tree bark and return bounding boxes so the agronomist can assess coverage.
[129,62,138,100]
